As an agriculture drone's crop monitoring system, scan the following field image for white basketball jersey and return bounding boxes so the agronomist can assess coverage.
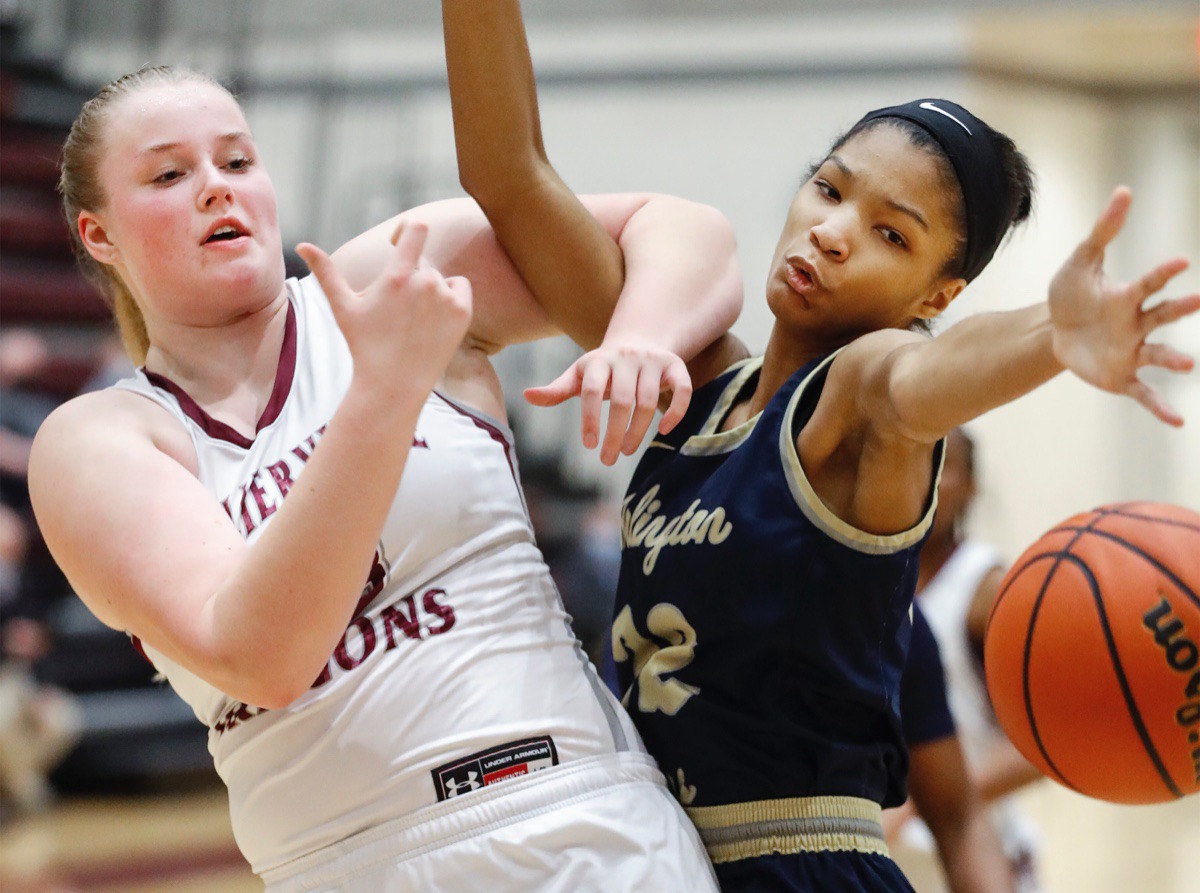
[113,275,642,875]
[915,540,1037,860]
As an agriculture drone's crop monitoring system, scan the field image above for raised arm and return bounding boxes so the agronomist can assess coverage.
[801,188,1198,536]
[441,0,744,460]
[30,225,471,710]
[332,193,741,359]
[442,0,621,349]
[874,188,1196,443]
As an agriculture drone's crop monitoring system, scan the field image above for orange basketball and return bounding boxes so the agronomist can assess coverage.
[984,502,1200,804]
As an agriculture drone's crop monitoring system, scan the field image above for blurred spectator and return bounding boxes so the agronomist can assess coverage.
[889,428,1043,892]
[0,329,56,498]
[551,497,622,667]
[519,453,622,667]
[78,334,136,394]
[0,330,82,817]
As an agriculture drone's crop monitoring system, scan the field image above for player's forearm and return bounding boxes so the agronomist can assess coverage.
[604,196,743,361]
[442,0,625,349]
[204,378,427,708]
[975,745,1044,803]
[886,303,1063,443]
[443,0,546,203]
[937,810,1017,893]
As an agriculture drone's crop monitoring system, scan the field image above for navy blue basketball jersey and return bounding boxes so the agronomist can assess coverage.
[613,353,944,812]
[900,603,957,747]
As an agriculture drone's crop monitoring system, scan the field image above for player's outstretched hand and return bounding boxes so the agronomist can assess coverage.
[296,222,473,401]
[525,342,693,465]
[1049,187,1200,426]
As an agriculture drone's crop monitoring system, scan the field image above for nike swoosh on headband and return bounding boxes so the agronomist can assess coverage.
[919,102,972,136]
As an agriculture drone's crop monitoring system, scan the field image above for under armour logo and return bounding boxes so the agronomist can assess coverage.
[919,101,972,135]
[444,772,481,797]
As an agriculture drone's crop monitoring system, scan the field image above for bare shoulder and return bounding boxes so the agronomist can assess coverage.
[32,388,195,478]
[796,329,942,537]
[803,329,928,458]
[828,328,928,388]
[29,389,209,631]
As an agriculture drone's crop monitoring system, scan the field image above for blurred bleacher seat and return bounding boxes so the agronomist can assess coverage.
[1,19,213,790]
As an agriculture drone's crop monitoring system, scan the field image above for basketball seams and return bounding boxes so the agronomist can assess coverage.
[1054,525,1200,613]
[1060,552,1184,799]
[1097,504,1200,535]
[1008,551,1081,793]
[987,502,1200,803]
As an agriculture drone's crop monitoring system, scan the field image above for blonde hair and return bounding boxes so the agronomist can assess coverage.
[58,65,232,364]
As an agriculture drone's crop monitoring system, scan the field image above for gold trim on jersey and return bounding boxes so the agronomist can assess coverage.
[680,357,762,456]
[685,795,889,864]
[778,352,944,555]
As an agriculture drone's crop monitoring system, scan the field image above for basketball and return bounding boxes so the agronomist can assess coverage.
[984,502,1200,804]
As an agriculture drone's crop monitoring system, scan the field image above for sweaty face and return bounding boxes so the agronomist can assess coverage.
[765,125,965,344]
[86,81,285,327]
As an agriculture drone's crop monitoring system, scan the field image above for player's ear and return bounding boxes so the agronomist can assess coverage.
[916,277,966,320]
[78,210,120,265]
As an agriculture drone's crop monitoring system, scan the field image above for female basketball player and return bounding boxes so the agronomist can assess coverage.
[892,428,1045,892]
[894,603,1015,893]
[447,2,1199,890]
[28,66,742,890]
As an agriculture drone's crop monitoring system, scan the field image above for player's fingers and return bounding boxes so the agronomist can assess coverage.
[1128,257,1190,306]
[1141,293,1200,335]
[1137,342,1194,373]
[1076,186,1132,264]
[296,242,354,310]
[524,364,581,408]
[657,358,693,435]
[384,221,429,278]
[1125,378,1184,428]
[601,363,638,465]
[579,358,612,450]
[620,364,664,456]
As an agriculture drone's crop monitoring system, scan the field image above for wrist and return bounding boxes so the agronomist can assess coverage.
[341,374,430,430]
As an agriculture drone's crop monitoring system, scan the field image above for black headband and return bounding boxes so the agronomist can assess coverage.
[857,99,1007,283]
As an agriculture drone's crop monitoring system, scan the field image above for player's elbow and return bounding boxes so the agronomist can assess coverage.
[215,660,319,711]
[249,677,312,711]
[689,202,743,327]
[456,148,551,211]
[202,627,327,711]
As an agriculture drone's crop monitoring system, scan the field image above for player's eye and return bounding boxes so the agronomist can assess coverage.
[814,180,840,201]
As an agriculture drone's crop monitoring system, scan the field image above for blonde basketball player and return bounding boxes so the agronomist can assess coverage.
[30,65,741,890]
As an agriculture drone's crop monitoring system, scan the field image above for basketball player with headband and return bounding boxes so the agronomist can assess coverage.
[449,2,1200,890]
[30,59,742,893]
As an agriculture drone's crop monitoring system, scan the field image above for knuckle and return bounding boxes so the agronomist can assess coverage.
[383,268,412,290]
[408,269,437,291]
